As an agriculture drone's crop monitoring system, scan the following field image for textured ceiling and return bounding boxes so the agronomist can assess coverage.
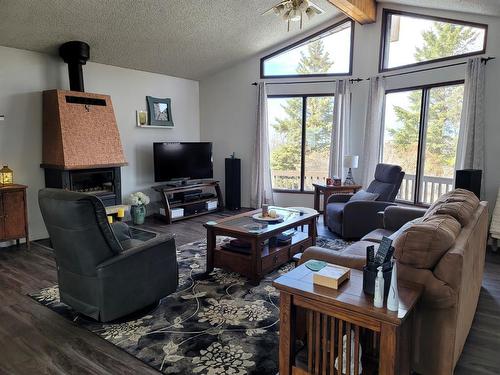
[0,1,497,81]
[385,0,500,16]
[0,0,342,80]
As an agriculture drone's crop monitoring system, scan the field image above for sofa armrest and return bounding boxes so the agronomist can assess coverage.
[327,194,352,204]
[342,201,396,239]
[383,206,427,231]
[97,234,176,275]
[299,246,366,270]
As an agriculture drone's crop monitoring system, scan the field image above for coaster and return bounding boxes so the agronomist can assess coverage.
[305,260,327,272]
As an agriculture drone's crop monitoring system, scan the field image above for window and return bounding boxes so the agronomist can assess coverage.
[268,95,334,192]
[382,82,464,205]
[261,19,353,78]
[380,9,487,71]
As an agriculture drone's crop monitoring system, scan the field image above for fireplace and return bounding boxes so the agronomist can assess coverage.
[41,41,127,205]
[44,167,122,206]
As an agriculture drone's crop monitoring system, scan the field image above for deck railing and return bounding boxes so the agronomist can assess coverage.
[272,170,454,204]
[397,174,454,204]
[272,170,328,191]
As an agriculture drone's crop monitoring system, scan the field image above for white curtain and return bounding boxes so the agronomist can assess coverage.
[329,80,351,180]
[361,76,386,187]
[250,82,274,208]
[455,57,486,194]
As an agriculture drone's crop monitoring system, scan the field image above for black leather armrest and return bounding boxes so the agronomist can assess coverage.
[96,234,176,275]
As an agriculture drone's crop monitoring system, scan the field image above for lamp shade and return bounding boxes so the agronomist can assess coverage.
[343,155,359,169]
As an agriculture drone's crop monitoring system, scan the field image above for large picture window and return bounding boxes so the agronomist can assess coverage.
[261,19,353,78]
[380,9,487,71]
[268,95,334,192]
[382,82,464,205]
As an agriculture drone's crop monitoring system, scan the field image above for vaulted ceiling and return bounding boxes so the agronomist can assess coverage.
[0,0,497,80]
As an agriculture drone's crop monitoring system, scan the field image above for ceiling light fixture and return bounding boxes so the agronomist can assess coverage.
[263,0,324,32]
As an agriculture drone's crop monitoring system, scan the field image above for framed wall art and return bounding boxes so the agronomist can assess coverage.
[146,96,174,127]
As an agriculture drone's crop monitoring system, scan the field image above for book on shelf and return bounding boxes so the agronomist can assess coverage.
[313,264,351,289]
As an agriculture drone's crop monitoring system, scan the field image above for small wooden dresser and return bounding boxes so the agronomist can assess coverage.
[0,184,29,249]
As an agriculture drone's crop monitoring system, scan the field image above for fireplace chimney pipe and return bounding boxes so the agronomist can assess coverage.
[59,41,90,92]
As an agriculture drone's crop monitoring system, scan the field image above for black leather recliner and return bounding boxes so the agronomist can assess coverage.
[38,188,178,322]
[326,164,405,239]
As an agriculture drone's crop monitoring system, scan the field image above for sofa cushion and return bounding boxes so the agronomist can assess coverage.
[350,189,379,202]
[326,202,344,222]
[424,188,479,226]
[394,214,461,269]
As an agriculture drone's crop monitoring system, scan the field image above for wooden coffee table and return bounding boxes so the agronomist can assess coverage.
[204,207,318,284]
[273,264,423,375]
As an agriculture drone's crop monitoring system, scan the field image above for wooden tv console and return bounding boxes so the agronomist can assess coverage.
[152,180,224,224]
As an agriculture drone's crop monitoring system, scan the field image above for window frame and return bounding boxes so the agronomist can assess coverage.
[379,8,488,73]
[381,80,465,206]
[260,19,355,79]
[268,93,334,194]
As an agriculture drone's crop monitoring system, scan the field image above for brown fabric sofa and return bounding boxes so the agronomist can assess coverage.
[300,189,489,375]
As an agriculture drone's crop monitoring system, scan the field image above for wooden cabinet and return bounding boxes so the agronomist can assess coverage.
[0,184,29,249]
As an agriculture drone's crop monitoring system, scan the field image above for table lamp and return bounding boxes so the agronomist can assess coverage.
[343,155,359,185]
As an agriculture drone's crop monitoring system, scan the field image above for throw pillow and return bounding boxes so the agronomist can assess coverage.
[394,214,461,269]
[349,190,379,202]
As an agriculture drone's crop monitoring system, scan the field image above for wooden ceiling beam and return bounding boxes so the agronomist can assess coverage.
[327,0,377,24]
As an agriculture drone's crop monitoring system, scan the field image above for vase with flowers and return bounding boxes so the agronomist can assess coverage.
[128,192,150,225]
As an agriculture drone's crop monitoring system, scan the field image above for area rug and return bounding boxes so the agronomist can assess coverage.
[30,235,351,375]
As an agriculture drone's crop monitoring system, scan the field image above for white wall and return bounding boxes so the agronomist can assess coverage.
[0,46,200,240]
[200,3,500,210]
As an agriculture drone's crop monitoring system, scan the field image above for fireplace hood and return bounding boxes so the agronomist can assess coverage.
[41,41,127,170]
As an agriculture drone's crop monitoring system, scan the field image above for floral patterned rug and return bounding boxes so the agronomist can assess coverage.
[30,235,350,375]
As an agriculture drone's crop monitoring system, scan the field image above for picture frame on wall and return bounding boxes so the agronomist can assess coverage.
[146,96,174,127]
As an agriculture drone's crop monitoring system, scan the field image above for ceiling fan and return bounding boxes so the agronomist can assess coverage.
[262,0,325,31]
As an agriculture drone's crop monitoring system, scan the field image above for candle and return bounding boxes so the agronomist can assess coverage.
[117,208,125,218]
[107,215,113,224]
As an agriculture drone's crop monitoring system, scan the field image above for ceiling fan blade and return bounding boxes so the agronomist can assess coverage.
[261,0,292,16]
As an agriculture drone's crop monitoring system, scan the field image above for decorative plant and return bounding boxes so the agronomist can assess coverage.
[128,192,150,206]
[128,192,150,225]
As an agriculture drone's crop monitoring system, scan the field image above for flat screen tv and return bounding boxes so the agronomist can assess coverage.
[153,142,213,182]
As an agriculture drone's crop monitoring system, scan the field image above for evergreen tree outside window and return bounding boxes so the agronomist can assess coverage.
[380,9,487,71]
[261,19,353,78]
[267,37,335,192]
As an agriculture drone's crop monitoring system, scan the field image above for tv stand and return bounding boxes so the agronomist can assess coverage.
[152,180,223,224]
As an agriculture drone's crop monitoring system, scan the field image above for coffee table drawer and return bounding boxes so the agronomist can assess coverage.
[262,248,290,273]
[290,238,313,257]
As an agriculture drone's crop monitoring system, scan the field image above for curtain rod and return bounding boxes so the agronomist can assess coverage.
[251,57,495,85]
[251,78,363,86]
[376,56,495,79]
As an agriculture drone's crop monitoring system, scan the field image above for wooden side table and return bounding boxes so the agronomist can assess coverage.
[312,183,362,223]
[273,264,422,375]
[0,184,29,249]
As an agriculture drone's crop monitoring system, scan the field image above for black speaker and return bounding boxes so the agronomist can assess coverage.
[455,169,482,198]
[225,158,241,210]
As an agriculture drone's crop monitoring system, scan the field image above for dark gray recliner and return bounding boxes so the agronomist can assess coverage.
[326,164,405,239]
[39,188,178,322]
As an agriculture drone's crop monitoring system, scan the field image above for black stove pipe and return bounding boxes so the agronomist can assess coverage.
[59,41,90,92]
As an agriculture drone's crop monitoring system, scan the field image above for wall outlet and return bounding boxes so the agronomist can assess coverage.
[0,115,5,121]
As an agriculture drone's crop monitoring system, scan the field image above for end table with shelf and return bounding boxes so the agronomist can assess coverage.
[312,183,362,223]
[273,263,422,375]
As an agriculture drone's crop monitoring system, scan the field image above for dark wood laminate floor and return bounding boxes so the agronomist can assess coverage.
[0,210,499,374]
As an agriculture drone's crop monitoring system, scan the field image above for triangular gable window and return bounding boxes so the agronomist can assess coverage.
[261,19,353,78]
